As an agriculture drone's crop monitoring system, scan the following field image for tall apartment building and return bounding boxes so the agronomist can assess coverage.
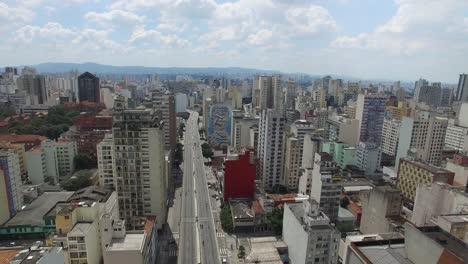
[456,73,468,102]
[299,153,336,195]
[256,75,282,111]
[112,95,167,230]
[284,120,314,191]
[283,199,340,264]
[16,74,48,105]
[413,78,428,102]
[285,80,296,109]
[326,115,359,145]
[395,112,448,167]
[355,94,386,144]
[53,140,77,177]
[417,83,442,107]
[359,186,402,234]
[440,88,453,106]
[78,72,100,103]
[309,152,343,222]
[257,109,286,191]
[313,87,327,109]
[445,121,468,151]
[0,150,23,224]
[0,142,27,178]
[381,118,400,157]
[356,142,381,174]
[385,101,411,121]
[397,158,454,201]
[97,134,115,189]
[151,90,176,153]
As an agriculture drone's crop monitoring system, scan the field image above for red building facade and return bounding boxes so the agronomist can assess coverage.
[223,151,256,200]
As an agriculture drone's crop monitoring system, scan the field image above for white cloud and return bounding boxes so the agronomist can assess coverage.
[285,5,337,35]
[129,27,190,48]
[0,3,35,23]
[247,29,273,46]
[156,22,186,33]
[15,22,74,43]
[84,10,145,27]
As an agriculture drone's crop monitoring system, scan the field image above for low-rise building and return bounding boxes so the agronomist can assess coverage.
[283,199,340,264]
[322,142,357,169]
[397,158,454,201]
[412,182,468,227]
[223,150,256,200]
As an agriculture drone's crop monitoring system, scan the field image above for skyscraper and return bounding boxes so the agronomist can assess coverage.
[78,72,100,103]
[112,95,167,230]
[16,74,48,105]
[151,90,176,153]
[257,109,286,191]
[256,75,282,111]
[355,94,386,144]
[456,74,468,102]
[0,150,23,224]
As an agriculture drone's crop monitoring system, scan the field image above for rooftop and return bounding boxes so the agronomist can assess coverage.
[0,134,47,142]
[0,249,20,264]
[27,145,42,153]
[246,237,286,264]
[420,226,468,262]
[400,158,454,175]
[107,233,145,252]
[5,192,74,227]
[67,186,112,203]
[230,200,254,219]
[357,243,412,264]
[68,223,93,236]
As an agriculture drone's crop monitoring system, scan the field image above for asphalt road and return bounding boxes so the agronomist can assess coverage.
[178,111,220,264]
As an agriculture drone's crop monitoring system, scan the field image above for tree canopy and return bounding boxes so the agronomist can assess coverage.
[74,153,95,170]
[267,207,284,235]
[61,170,93,191]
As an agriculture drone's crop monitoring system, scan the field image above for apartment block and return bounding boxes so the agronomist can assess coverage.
[381,118,400,157]
[326,115,359,145]
[97,133,115,189]
[397,158,454,201]
[0,142,27,177]
[395,112,448,167]
[355,94,386,144]
[322,142,357,169]
[359,186,402,234]
[0,150,23,224]
[283,199,340,264]
[112,95,167,230]
[151,90,176,153]
[230,110,259,151]
[257,109,286,191]
[356,142,381,175]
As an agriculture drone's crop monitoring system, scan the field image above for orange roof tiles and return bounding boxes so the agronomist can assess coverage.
[0,134,47,142]
[0,249,20,264]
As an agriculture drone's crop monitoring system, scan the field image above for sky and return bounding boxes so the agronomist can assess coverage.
[1,0,468,82]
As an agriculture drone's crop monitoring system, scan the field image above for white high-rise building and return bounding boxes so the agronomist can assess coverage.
[395,111,448,168]
[356,142,382,174]
[284,120,314,191]
[256,75,282,111]
[257,109,286,191]
[381,118,401,157]
[97,134,115,189]
[112,95,167,230]
[151,90,176,153]
[456,74,468,102]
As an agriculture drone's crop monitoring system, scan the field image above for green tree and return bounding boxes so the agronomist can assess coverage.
[174,143,184,164]
[340,196,350,208]
[61,170,93,191]
[238,245,246,259]
[267,207,284,235]
[271,184,288,194]
[74,153,95,170]
[220,204,233,233]
[201,142,214,159]
[336,223,355,233]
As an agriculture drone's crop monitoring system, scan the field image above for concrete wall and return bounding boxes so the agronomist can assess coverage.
[149,128,167,229]
[404,224,443,264]
[26,151,46,184]
[283,204,308,264]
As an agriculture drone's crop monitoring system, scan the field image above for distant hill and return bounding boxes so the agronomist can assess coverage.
[18,62,286,76]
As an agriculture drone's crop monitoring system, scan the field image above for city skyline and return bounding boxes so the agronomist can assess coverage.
[1,0,468,82]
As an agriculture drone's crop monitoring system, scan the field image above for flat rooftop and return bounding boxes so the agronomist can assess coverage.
[107,233,145,252]
[4,192,74,227]
[422,228,468,263]
[357,243,412,264]
[246,237,286,264]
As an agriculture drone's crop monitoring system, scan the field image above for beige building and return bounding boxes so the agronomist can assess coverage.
[151,89,176,154]
[385,101,411,121]
[381,118,400,157]
[397,158,454,201]
[0,142,27,177]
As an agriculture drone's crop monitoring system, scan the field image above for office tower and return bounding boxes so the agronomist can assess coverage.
[359,186,402,234]
[0,150,23,224]
[326,115,360,145]
[256,75,282,111]
[308,152,343,222]
[381,118,400,158]
[313,87,327,109]
[395,112,448,167]
[356,142,382,174]
[257,109,286,191]
[385,101,411,121]
[230,85,243,109]
[283,199,340,264]
[285,80,296,109]
[397,158,454,202]
[151,90,176,153]
[78,72,100,103]
[16,74,48,105]
[444,120,468,152]
[417,83,442,106]
[97,134,115,189]
[456,74,468,102]
[284,120,314,191]
[355,94,386,144]
[440,88,453,106]
[413,78,428,102]
[112,95,167,230]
